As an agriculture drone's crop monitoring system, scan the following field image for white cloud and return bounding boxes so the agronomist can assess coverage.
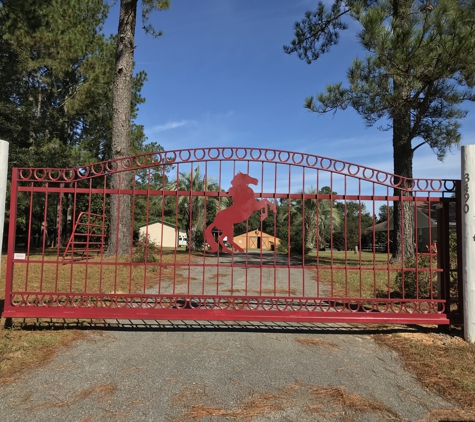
[148,120,195,134]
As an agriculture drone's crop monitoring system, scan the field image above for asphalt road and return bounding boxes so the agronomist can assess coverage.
[0,320,456,422]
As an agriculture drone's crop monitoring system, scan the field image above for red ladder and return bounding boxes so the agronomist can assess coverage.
[62,212,108,262]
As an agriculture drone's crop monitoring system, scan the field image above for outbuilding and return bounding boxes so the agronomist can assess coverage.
[138,219,186,248]
[366,202,456,252]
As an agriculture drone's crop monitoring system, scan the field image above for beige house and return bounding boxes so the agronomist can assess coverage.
[233,230,280,251]
[138,220,187,248]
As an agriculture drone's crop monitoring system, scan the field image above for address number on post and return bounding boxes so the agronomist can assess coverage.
[464,173,470,214]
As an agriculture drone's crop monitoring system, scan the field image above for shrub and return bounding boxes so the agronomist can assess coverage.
[382,232,459,300]
[276,243,288,254]
[288,225,312,256]
[448,232,459,295]
[393,255,437,299]
[132,234,159,264]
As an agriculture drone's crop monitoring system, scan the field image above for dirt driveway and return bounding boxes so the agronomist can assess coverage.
[0,319,459,422]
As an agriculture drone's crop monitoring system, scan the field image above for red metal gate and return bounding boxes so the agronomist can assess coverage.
[3,148,462,324]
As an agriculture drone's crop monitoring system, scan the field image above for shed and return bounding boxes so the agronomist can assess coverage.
[233,230,280,251]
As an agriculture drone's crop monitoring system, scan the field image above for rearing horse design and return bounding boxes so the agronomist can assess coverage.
[205,172,276,253]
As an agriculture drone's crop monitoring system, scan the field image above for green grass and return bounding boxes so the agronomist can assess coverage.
[303,250,399,298]
[8,248,191,297]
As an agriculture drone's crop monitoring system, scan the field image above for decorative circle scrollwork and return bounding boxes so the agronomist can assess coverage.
[34,169,46,180]
[320,158,332,170]
[10,147,458,194]
[222,148,234,159]
[292,153,304,165]
[209,148,220,160]
[278,151,290,163]
[333,160,345,173]
[265,149,276,161]
[193,149,206,160]
[236,148,247,160]
[250,149,262,160]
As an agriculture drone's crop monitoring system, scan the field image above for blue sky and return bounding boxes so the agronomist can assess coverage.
[103,0,475,182]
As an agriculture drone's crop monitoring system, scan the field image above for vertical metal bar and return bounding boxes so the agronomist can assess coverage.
[455,180,463,325]
[245,159,251,295]
[230,160,236,296]
[436,203,447,313]
[343,175,348,298]
[40,182,48,293]
[83,180,92,294]
[130,170,137,294]
[443,201,451,312]
[112,173,121,294]
[287,164,291,297]
[54,183,63,292]
[167,163,180,296]
[329,172,334,297]
[301,165,305,296]
[98,175,106,294]
[4,168,19,315]
[160,153,168,290]
[203,160,209,297]
[357,178,363,299]
[143,167,151,294]
[316,169,320,297]
[371,182,377,298]
[414,194,420,300]
[69,179,78,291]
[386,186,391,295]
[260,159,265,296]
[273,162,278,296]
[216,161,223,295]
[25,185,34,292]
[399,193,405,298]
[424,194,431,299]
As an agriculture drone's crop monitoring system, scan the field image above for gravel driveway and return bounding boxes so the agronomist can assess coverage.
[0,253,458,421]
[154,251,328,298]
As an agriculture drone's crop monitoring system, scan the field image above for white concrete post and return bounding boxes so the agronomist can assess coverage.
[462,145,475,343]
[0,140,9,281]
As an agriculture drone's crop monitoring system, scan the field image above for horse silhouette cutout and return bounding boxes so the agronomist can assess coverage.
[205,172,276,253]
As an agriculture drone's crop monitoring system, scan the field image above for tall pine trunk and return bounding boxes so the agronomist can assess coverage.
[390,1,416,263]
[107,0,137,257]
[391,110,415,262]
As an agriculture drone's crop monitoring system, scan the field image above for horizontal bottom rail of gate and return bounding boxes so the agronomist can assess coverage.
[2,292,450,325]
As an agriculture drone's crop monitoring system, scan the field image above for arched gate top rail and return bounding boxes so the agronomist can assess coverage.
[14,147,457,192]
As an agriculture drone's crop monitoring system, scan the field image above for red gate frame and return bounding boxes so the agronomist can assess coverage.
[2,148,462,324]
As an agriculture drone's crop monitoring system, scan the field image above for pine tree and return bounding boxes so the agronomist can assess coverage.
[0,0,115,167]
[108,0,169,256]
[285,0,475,261]
[0,0,150,243]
